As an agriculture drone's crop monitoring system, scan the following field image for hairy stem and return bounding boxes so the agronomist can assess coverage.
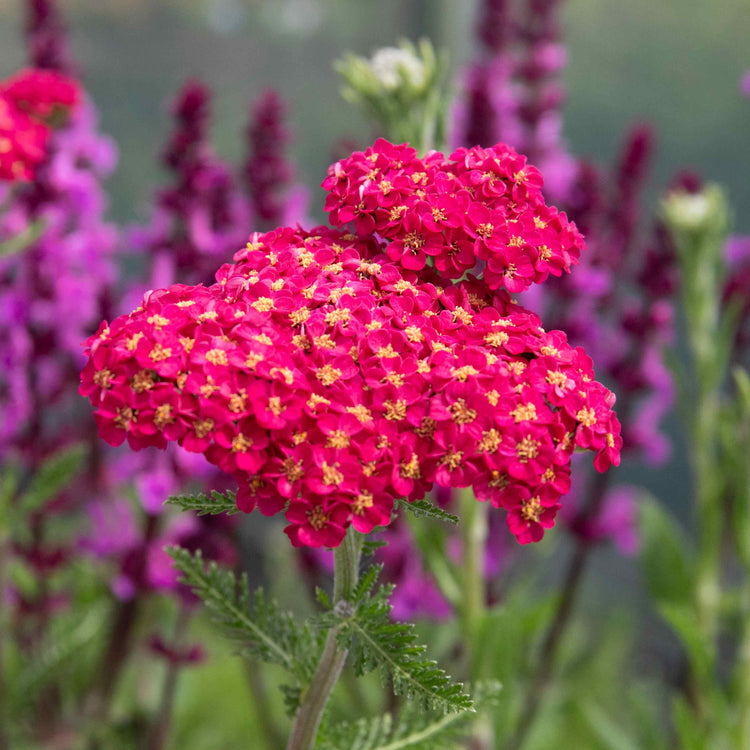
[285,528,363,750]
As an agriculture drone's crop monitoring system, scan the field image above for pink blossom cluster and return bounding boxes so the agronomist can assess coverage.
[323,139,582,291]
[0,68,79,181]
[82,150,621,548]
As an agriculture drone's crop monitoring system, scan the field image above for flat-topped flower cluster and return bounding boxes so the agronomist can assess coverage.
[81,140,621,548]
[0,68,79,181]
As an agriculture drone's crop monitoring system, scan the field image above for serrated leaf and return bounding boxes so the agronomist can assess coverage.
[363,538,388,557]
[326,564,473,714]
[397,498,458,525]
[15,444,87,515]
[317,681,500,750]
[280,684,305,718]
[167,489,239,516]
[168,547,319,690]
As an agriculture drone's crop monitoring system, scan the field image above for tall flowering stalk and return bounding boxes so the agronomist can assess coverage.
[628,182,750,748]
[0,60,82,750]
[663,184,730,658]
[0,10,115,741]
[130,80,250,289]
[245,90,298,229]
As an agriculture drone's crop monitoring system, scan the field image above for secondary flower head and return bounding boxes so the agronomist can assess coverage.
[323,139,583,291]
[82,142,620,550]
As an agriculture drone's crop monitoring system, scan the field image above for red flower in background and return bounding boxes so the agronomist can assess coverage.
[0,67,79,181]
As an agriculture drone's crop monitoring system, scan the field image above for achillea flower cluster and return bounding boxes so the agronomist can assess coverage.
[323,139,582,290]
[0,68,79,181]
[82,141,621,548]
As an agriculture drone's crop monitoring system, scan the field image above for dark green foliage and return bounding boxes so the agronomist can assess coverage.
[168,547,320,696]
[166,490,240,516]
[317,681,500,750]
[321,564,473,714]
[362,538,388,557]
[396,498,458,525]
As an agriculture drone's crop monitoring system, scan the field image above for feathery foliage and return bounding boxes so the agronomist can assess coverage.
[317,681,500,750]
[168,547,320,687]
[397,498,458,525]
[363,538,388,557]
[319,564,473,713]
[167,489,240,516]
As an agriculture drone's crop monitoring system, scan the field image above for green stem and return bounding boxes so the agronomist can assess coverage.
[0,537,9,750]
[737,582,750,748]
[667,203,729,734]
[459,488,488,674]
[285,529,363,750]
[693,394,722,654]
[460,490,493,750]
[86,514,160,727]
[144,607,190,750]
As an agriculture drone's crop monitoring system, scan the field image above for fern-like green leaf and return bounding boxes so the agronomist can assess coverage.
[317,681,500,750]
[166,489,240,516]
[168,547,319,686]
[324,564,473,714]
[363,538,388,557]
[396,498,458,525]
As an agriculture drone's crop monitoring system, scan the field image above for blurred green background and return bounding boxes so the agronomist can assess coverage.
[0,0,745,559]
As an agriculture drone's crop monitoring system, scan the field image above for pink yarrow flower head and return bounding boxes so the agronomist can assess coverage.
[82,142,620,549]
